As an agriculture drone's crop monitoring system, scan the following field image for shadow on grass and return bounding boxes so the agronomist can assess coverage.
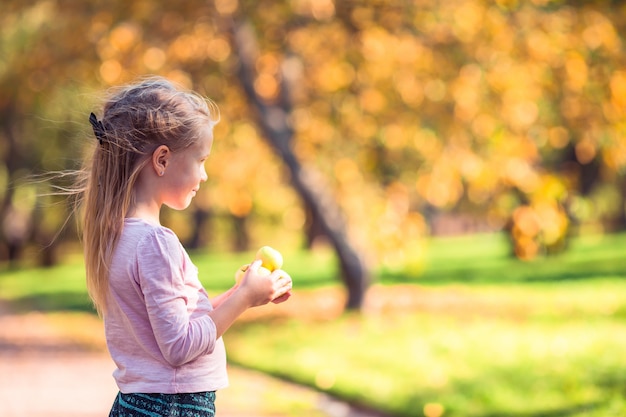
[382,257,626,285]
[4,261,625,316]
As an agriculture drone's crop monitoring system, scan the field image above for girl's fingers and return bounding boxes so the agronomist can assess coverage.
[271,290,292,304]
[272,270,292,284]
[270,270,292,300]
[248,259,263,272]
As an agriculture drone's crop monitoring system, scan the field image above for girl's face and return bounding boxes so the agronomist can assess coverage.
[162,126,213,211]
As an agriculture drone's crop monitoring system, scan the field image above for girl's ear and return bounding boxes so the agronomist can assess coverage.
[152,145,170,176]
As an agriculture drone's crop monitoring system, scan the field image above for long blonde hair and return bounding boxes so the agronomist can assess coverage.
[81,77,219,316]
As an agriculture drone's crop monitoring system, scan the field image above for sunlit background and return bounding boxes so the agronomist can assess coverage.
[1,1,626,416]
[3,0,626,265]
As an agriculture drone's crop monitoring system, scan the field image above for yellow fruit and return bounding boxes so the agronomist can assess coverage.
[255,246,283,272]
[234,264,250,284]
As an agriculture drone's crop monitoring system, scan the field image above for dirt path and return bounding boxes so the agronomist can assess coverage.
[0,311,382,417]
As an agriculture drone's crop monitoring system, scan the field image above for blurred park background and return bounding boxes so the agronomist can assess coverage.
[1,0,626,416]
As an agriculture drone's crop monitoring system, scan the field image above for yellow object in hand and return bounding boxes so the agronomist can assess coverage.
[255,246,283,272]
[234,246,282,284]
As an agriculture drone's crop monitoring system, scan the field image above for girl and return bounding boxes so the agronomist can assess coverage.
[81,76,292,416]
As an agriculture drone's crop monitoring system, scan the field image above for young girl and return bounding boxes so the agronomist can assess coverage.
[81,76,292,416]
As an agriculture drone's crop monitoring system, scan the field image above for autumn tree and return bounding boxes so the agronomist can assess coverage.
[2,0,626,277]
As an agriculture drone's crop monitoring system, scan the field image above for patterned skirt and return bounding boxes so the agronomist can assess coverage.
[109,391,216,417]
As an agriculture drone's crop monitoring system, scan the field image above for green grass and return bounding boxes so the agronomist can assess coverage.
[383,232,626,284]
[1,232,626,416]
[225,280,626,416]
[0,259,93,312]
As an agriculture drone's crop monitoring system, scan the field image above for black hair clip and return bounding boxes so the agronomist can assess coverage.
[89,112,106,145]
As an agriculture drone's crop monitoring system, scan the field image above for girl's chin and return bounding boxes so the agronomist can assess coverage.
[166,199,193,211]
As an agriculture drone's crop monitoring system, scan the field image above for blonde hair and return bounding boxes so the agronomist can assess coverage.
[81,76,219,315]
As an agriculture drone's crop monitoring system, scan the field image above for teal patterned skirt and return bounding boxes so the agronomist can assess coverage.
[109,391,216,417]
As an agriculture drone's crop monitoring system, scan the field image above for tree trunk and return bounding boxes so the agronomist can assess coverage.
[187,208,212,250]
[0,110,28,264]
[231,214,249,252]
[616,177,626,231]
[304,206,326,249]
[227,20,370,310]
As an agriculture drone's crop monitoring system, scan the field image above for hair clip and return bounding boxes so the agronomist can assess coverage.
[89,112,106,145]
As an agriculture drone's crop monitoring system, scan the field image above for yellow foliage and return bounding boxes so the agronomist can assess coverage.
[109,23,141,53]
[315,61,355,92]
[4,0,626,263]
[610,71,626,109]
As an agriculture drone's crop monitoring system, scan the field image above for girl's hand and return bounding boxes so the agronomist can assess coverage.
[271,271,292,304]
[271,291,292,304]
[238,260,292,307]
[208,261,293,338]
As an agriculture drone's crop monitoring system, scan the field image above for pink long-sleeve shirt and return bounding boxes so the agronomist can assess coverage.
[104,218,228,394]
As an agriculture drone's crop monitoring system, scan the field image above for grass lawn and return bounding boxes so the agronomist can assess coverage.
[1,232,625,416]
[226,280,626,417]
